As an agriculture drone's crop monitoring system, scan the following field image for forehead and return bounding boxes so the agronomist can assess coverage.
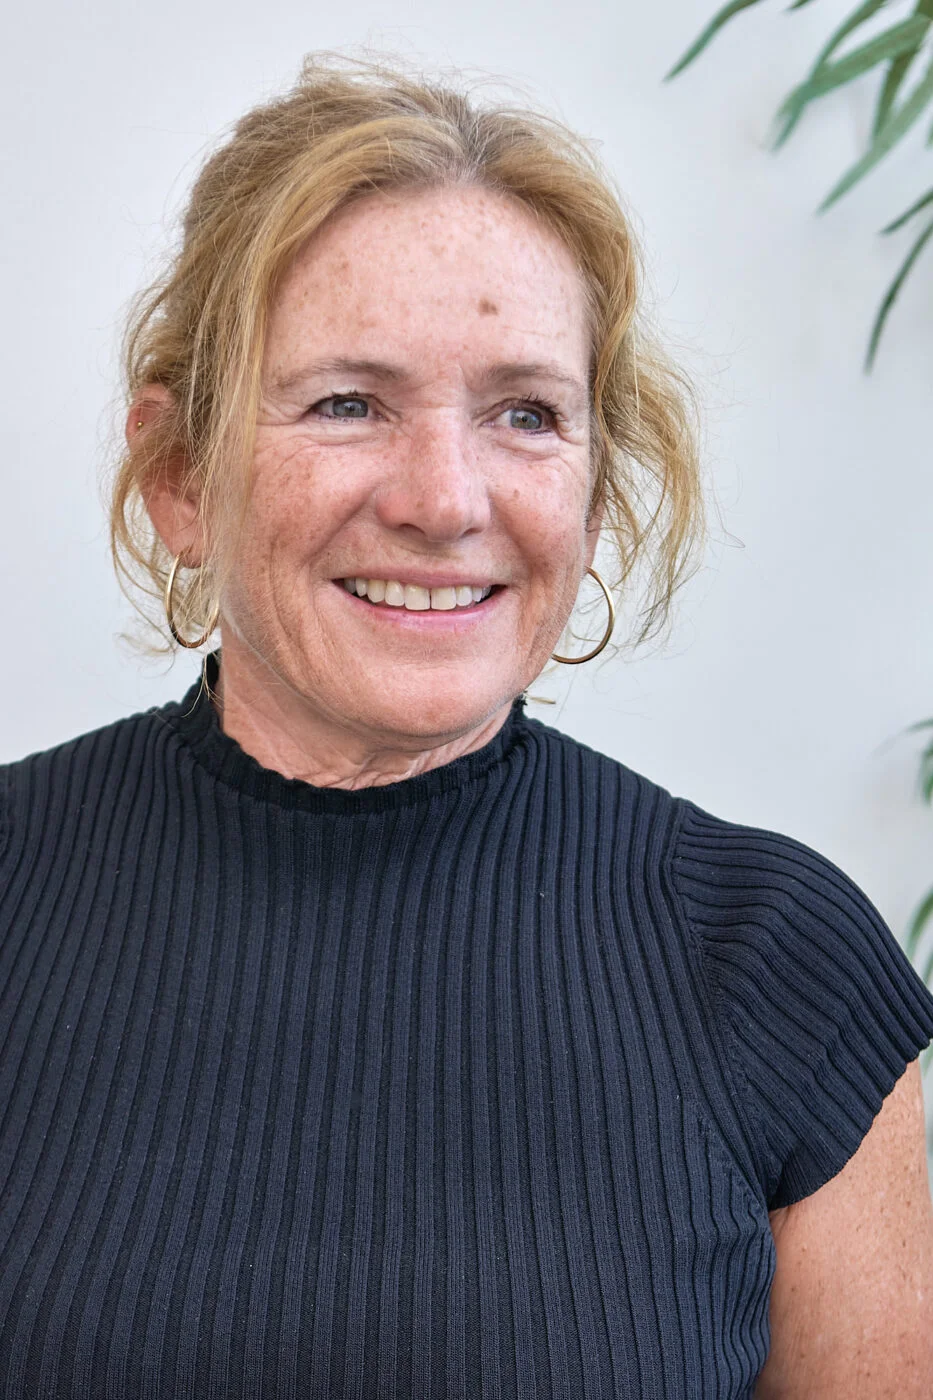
[265,184,591,382]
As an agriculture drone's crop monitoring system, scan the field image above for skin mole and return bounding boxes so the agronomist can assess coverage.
[477,298,499,315]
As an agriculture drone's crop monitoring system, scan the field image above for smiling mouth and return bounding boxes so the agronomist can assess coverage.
[338,578,498,612]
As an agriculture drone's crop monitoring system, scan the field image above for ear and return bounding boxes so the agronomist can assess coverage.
[129,385,207,567]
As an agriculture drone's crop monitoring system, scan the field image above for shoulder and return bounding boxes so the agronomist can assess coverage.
[520,717,914,964]
[666,793,933,1067]
[0,704,178,858]
[527,720,933,1205]
[666,794,933,1206]
[667,793,899,976]
[667,794,927,1029]
[519,710,681,821]
[528,718,914,1000]
[1,705,170,784]
[519,715,869,895]
[519,714,868,905]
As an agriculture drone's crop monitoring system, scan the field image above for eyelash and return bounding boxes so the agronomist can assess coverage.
[306,390,562,432]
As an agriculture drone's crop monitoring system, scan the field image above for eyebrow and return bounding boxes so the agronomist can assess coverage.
[270,356,590,412]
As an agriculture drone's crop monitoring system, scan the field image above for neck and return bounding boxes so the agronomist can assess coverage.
[210,637,515,791]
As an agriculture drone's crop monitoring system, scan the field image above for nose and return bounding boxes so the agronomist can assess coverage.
[373,415,492,543]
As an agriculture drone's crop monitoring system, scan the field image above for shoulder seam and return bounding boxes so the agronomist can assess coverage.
[665,797,778,1193]
[680,1085,767,1218]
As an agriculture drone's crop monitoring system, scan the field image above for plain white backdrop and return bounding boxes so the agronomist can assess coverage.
[3,1,932,954]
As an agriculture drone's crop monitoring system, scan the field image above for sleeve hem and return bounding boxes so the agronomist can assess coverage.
[765,1036,931,1208]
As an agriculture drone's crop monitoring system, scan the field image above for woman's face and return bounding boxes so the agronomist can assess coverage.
[221,183,600,745]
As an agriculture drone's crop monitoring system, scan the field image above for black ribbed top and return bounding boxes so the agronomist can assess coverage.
[2,657,932,1399]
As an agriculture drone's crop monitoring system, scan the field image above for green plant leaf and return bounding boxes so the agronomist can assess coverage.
[866,214,933,368]
[921,939,933,986]
[873,0,933,133]
[821,50,933,211]
[874,50,918,135]
[880,185,933,231]
[665,0,770,80]
[906,884,933,957]
[775,0,896,145]
[774,15,931,146]
[815,0,894,69]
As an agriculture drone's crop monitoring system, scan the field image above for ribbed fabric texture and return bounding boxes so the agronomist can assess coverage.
[2,657,932,1400]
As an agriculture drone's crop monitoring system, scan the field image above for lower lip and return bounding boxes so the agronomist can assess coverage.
[332,580,506,633]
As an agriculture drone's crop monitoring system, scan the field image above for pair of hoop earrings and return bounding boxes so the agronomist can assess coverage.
[164,557,615,663]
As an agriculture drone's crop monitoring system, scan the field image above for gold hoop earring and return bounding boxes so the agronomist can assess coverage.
[164,554,220,650]
[551,566,615,665]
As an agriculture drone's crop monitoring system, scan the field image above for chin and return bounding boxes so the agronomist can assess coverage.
[340,671,513,745]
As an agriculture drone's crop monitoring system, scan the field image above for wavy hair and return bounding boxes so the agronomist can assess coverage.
[111,50,705,652]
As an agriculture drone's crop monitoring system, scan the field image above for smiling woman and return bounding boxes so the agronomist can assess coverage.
[113,56,702,701]
[143,180,603,774]
[2,48,933,1400]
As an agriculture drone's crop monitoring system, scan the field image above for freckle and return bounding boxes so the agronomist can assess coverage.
[478,298,499,316]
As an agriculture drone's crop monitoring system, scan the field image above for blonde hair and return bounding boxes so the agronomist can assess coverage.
[111,50,705,652]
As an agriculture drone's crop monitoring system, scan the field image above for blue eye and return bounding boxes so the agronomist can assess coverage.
[508,405,545,431]
[305,391,560,430]
[311,395,369,419]
[506,397,559,432]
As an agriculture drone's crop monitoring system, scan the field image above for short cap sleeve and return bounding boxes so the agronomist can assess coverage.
[672,799,933,1209]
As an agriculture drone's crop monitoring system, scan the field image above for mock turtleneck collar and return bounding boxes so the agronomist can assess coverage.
[160,651,532,815]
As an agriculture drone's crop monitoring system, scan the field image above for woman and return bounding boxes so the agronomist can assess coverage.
[2,52,932,1400]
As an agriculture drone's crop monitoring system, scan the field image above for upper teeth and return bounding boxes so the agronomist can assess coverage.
[342,578,492,610]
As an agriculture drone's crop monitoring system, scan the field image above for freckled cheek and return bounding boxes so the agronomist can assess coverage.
[502,478,591,589]
[239,447,356,571]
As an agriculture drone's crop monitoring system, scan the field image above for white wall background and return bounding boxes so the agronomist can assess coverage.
[3,2,932,965]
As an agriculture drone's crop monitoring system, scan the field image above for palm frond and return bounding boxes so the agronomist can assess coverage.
[865,215,933,366]
[775,0,897,149]
[881,185,933,230]
[775,16,931,147]
[874,48,920,134]
[665,0,771,80]
[821,51,933,210]
[667,3,933,361]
